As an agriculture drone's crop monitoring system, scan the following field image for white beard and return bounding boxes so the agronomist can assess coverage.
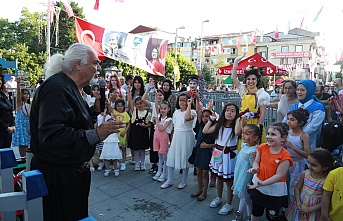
[89,75,98,86]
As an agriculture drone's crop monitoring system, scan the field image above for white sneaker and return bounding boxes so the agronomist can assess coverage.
[114,170,119,177]
[97,162,104,171]
[153,172,162,181]
[135,163,140,171]
[104,170,111,177]
[120,163,126,171]
[157,174,166,182]
[209,197,222,208]
[90,167,95,173]
[140,162,146,171]
[218,203,233,215]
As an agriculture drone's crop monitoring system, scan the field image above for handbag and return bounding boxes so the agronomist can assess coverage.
[188,136,206,164]
[212,138,231,164]
[188,147,197,164]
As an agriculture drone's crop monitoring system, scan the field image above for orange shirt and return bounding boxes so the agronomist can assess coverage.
[257,143,293,182]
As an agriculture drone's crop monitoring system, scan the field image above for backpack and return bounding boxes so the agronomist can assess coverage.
[321,120,343,152]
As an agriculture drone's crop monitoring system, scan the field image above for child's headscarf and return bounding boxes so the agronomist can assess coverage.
[298,79,320,104]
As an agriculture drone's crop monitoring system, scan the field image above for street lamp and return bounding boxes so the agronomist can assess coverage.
[174,26,185,89]
[199,20,209,71]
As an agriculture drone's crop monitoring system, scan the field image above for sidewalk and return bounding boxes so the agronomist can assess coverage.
[88,157,268,221]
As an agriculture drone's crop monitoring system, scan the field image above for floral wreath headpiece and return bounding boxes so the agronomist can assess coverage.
[199,99,214,114]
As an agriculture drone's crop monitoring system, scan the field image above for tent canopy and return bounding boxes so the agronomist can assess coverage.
[269,78,284,86]
[216,53,288,76]
[223,76,232,84]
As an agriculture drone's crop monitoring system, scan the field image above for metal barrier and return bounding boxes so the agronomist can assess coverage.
[7,88,278,127]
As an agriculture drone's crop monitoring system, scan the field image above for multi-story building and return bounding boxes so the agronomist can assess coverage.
[256,28,320,81]
[196,31,256,74]
[130,25,324,82]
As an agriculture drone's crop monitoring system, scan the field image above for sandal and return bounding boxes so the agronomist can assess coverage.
[190,191,202,198]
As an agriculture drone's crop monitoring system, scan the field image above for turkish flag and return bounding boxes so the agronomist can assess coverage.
[75,17,106,60]
[252,32,257,44]
[236,37,240,48]
[93,0,100,10]
[274,25,279,39]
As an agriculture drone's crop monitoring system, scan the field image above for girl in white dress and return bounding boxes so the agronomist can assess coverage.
[203,103,241,215]
[160,93,197,189]
[98,106,122,177]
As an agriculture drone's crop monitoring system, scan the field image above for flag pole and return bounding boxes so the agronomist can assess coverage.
[46,0,51,63]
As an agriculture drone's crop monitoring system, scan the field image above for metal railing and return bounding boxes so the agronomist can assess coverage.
[7,88,278,127]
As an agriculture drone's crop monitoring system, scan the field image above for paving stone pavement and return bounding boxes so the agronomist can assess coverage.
[88,158,269,221]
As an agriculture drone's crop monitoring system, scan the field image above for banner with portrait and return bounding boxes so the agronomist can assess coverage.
[75,17,167,76]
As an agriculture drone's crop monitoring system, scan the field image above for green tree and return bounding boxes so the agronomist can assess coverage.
[202,65,214,85]
[0,44,45,87]
[15,8,45,54]
[0,18,17,49]
[50,2,85,53]
[214,60,227,69]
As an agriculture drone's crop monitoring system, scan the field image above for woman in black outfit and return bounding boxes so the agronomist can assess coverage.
[0,72,15,148]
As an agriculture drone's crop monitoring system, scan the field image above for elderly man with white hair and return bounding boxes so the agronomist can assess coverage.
[30,43,124,221]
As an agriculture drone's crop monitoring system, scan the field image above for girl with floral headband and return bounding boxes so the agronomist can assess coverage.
[232,53,270,150]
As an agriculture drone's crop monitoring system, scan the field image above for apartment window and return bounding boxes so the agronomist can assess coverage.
[192,50,198,58]
[182,42,191,47]
[280,58,288,65]
[281,46,289,52]
[213,48,219,55]
[205,59,210,65]
[294,58,302,64]
[223,48,231,54]
[242,47,248,53]
[182,51,191,57]
[211,59,218,64]
[295,45,303,52]
[259,51,267,58]
[231,48,237,55]
[210,68,215,74]
[222,58,230,63]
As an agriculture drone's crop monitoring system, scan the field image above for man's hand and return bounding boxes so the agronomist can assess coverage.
[96,120,125,140]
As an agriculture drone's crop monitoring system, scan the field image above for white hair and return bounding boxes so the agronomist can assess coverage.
[44,53,64,79]
[44,43,93,79]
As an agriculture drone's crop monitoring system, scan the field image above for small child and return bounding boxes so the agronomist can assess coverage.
[232,124,262,221]
[152,100,173,182]
[190,94,215,201]
[321,153,343,221]
[286,149,335,221]
[285,108,311,200]
[127,85,152,171]
[113,99,130,171]
[203,103,241,215]
[247,122,293,221]
[98,106,122,177]
[160,93,197,189]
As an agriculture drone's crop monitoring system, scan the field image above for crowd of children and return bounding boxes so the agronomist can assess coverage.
[81,70,343,221]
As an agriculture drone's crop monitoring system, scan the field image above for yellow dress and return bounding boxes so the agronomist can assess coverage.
[237,86,269,151]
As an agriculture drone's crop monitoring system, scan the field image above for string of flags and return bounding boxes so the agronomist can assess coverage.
[94,0,124,11]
